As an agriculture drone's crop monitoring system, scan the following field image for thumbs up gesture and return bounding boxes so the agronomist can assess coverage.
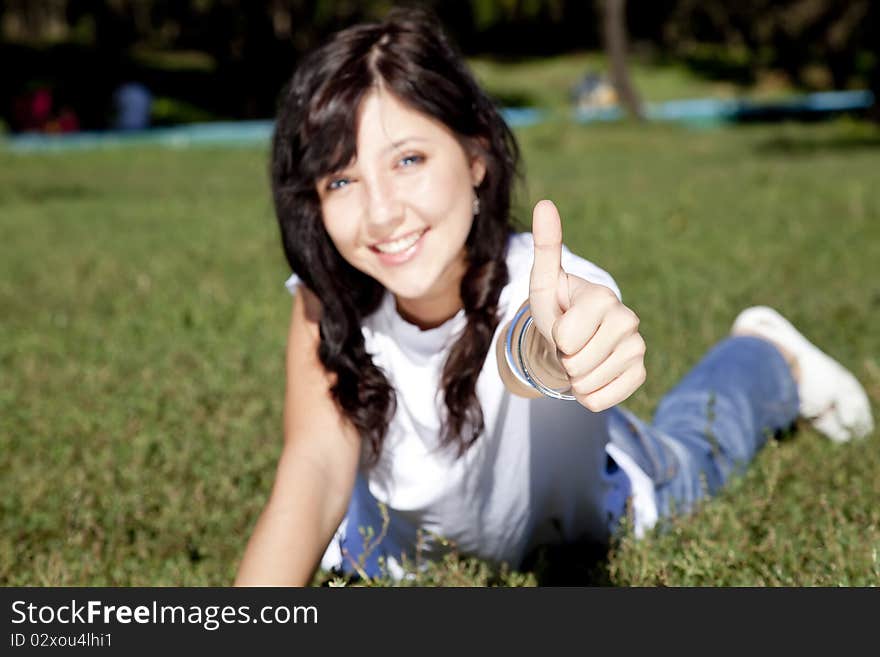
[528,200,646,412]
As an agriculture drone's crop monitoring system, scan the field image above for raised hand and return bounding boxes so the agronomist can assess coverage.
[528,200,647,412]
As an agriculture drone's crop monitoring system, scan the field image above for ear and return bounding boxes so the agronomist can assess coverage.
[470,155,487,188]
[468,137,489,187]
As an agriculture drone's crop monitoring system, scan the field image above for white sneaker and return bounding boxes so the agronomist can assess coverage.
[731,306,874,443]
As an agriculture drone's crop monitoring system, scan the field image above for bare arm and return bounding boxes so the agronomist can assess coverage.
[234,286,361,586]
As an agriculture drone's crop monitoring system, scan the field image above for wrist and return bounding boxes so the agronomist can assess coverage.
[504,301,574,400]
[498,304,542,398]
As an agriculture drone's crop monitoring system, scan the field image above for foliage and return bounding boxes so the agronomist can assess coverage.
[664,0,877,92]
[150,96,217,126]
[2,1,877,128]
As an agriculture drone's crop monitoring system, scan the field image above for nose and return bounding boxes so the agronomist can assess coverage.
[364,174,404,238]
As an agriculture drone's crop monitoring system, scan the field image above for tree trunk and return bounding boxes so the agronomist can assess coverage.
[869,3,880,123]
[603,0,643,120]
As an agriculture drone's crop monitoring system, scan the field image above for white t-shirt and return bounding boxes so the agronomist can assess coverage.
[285,232,656,574]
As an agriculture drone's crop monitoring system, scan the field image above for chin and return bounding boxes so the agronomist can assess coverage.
[381,276,439,301]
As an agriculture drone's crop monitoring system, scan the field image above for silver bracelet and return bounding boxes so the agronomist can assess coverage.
[505,303,575,401]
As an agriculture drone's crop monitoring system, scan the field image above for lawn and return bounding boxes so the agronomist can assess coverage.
[2,61,879,586]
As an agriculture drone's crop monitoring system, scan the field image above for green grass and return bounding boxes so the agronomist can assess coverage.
[2,107,879,585]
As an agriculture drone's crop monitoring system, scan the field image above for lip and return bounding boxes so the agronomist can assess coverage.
[370,228,429,266]
[370,228,427,249]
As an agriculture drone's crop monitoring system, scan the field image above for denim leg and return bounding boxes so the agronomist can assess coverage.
[608,336,799,520]
[331,475,410,579]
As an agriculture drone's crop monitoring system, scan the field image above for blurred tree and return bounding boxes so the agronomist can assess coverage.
[1,0,70,42]
[665,0,873,91]
[868,2,880,123]
[602,0,642,119]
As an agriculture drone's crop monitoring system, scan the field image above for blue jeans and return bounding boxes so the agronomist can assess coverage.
[607,336,799,519]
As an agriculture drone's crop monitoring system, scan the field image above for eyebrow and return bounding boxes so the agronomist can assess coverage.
[381,137,427,156]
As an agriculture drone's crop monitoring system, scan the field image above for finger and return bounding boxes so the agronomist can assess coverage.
[568,333,646,396]
[529,200,565,340]
[558,303,641,374]
[552,283,621,356]
[577,362,647,414]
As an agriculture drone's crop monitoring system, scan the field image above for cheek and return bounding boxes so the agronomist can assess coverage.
[320,200,358,253]
[404,161,474,227]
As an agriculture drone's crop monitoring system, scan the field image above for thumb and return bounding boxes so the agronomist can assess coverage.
[529,200,568,342]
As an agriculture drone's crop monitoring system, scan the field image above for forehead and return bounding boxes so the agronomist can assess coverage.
[354,88,459,155]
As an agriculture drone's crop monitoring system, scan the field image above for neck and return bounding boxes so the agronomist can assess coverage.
[394,254,467,331]
[395,291,463,331]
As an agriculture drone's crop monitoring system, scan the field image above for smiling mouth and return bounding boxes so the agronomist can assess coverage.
[370,228,428,255]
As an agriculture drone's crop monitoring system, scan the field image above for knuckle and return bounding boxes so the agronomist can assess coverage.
[553,320,576,355]
[598,288,618,309]
[560,355,579,379]
[630,309,641,330]
[619,306,639,331]
[583,395,605,413]
[635,364,647,385]
[584,285,616,308]
[571,376,593,396]
[598,285,617,301]
[632,333,647,356]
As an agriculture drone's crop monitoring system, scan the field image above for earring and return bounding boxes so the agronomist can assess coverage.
[472,195,480,216]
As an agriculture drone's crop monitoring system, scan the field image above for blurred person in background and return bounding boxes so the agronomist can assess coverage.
[112,81,152,131]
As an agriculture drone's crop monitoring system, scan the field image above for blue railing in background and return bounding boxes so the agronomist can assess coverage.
[573,89,874,125]
[2,91,873,153]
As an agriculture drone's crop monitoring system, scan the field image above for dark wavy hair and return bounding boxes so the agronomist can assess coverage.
[271,8,520,466]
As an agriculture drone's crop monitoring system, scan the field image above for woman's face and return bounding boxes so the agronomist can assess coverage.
[316,88,485,320]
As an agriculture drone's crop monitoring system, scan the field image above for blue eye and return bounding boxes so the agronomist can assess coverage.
[398,154,423,167]
[327,177,351,191]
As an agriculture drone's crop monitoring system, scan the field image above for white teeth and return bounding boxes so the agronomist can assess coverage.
[374,230,424,254]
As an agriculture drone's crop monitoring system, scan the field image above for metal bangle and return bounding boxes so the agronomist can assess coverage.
[504,303,536,391]
[505,303,575,401]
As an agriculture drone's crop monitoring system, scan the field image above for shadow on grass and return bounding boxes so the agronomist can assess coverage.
[521,540,612,586]
[487,89,541,109]
[310,541,614,587]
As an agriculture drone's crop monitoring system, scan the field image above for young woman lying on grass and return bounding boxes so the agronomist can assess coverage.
[234,9,874,585]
